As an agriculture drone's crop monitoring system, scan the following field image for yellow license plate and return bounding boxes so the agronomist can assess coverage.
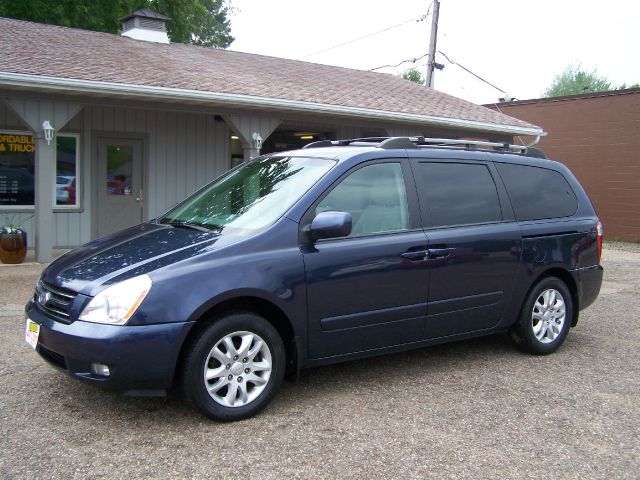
[25,318,40,350]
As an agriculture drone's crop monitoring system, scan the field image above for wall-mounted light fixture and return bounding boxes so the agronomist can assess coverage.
[42,120,55,145]
[252,132,263,150]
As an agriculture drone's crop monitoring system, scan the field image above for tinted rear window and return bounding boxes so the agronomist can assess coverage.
[496,163,577,221]
[414,162,502,227]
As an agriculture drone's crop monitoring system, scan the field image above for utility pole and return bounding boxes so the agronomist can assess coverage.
[425,0,440,88]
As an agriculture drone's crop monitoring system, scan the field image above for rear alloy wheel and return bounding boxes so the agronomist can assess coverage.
[531,289,566,344]
[511,277,573,355]
[183,313,285,421]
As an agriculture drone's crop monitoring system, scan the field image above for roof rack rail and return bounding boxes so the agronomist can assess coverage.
[303,136,544,157]
[302,137,387,149]
[403,136,528,152]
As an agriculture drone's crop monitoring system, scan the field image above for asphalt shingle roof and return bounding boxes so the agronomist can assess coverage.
[0,17,539,132]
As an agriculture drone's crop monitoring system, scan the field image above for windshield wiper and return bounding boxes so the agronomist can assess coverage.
[166,221,218,233]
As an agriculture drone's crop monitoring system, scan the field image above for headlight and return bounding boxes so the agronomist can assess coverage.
[79,275,152,325]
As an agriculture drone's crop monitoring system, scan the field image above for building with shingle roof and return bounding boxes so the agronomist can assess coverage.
[0,11,544,260]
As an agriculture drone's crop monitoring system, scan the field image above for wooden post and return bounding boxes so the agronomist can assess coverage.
[425,0,440,88]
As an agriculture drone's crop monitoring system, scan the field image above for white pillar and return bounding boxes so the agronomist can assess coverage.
[223,113,281,162]
[4,98,82,263]
[34,135,56,262]
[243,147,260,161]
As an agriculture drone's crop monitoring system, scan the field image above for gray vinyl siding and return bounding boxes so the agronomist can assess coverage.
[0,101,25,129]
[386,126,424,137]
[0,96,455,251]
[225,113,281,143]
[84,105,230,243]
[0,102,230,248]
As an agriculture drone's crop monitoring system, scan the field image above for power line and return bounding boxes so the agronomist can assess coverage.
[491,102,526,145]
[437,50,508,94]
[369,52,429,72]
[298,14,428,60]
[442,53,524,144]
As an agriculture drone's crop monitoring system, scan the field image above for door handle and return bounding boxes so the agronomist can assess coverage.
[401,250,429,261]
[428,247,456,259]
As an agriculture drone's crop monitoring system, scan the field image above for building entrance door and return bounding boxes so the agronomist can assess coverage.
[95,137,144,238]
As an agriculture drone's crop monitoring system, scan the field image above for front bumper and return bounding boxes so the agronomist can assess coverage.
[25,300,194,395]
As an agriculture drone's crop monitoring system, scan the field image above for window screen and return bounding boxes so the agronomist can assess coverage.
[316,163,409,237]
[496,163,577,221]
[415,162,502,227]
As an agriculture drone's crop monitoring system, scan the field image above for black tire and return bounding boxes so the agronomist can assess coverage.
[510,277,573,355]
[182,312,285,422]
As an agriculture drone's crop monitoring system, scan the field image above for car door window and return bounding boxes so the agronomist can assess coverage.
[316,162,409,236]
[414,162,502,227]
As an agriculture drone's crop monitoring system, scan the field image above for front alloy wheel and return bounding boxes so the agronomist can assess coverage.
[183,313,285,421]
[204,331,272,408]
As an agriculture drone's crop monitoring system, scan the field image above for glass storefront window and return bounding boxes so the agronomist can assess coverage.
[55,135,79,207]
[0,132,79,208]
[0,133,35,206]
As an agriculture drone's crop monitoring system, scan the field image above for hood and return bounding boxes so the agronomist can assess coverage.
[43,222,221,295]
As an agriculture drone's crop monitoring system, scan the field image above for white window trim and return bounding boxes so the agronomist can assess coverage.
[0,130,81,212]
[53,133,81,211]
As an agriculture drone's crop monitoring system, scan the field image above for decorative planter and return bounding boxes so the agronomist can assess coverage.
[0,231,27,264]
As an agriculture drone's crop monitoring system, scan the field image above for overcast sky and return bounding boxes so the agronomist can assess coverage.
[228,0,640,105]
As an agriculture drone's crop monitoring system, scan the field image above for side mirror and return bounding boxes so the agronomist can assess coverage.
[310,211,352,241]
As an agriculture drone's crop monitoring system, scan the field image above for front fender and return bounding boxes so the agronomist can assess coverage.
[127,218,307,343]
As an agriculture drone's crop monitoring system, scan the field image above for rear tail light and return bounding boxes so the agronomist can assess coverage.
[596,220,603,262]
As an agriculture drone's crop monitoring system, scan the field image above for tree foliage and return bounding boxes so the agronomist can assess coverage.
[617,82,640,90]
[544,64,612,97]
[0,0,234,48]
[399,67,425,85]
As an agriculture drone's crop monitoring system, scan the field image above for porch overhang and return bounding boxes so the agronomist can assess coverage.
[0,72,546,138]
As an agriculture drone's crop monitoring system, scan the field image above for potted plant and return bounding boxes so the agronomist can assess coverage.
[0,215,32,264]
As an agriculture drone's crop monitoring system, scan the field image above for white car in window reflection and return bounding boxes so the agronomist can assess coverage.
[56,175,76,205]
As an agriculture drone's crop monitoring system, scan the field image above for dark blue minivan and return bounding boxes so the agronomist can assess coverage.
[25,137,603,421]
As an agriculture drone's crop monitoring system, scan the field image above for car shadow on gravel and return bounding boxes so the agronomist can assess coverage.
[36,332,519,424]
[278,333,517,395]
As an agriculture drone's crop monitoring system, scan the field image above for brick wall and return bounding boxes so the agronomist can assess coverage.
[488,89,640,242]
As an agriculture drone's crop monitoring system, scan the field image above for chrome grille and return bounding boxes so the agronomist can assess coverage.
[34,279,77,324]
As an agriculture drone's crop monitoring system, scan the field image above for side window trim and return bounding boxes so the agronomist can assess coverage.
[487,161,516,222]
[299,158,419,242]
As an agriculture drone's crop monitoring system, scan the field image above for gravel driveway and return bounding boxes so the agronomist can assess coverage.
[1,244,638,479]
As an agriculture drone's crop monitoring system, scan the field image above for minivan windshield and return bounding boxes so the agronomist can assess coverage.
[159,156,334,232]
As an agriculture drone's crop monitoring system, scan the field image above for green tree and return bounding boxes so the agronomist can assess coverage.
[149,0,233,47]
[0,0,233,48]
[399,67,425,85]
[616,82,640,90]
[544,64,611,97]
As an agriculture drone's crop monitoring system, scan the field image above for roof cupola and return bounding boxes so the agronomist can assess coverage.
[120,8,170,44]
